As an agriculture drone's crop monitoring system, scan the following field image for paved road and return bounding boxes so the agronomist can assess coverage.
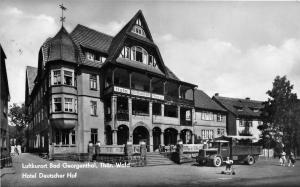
[1,153,300,187]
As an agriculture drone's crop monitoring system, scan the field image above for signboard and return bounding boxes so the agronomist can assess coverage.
[114,86,130,94]
[151,93,164,100]
[131,89,151,98]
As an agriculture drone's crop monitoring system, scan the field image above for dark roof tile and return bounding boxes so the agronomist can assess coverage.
[213,96,264,117]
[193,90,226,112]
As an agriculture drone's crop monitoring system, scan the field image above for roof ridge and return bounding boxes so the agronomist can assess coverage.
[73,24,113,38]
[215,96,263,103]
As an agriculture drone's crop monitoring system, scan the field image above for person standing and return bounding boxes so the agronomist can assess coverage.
[288,152,296,167]
[281,151,287,166]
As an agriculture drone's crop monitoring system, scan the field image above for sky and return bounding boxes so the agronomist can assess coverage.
[1,0,300,104]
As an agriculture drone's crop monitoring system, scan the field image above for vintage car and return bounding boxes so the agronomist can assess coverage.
[196,136,262,167]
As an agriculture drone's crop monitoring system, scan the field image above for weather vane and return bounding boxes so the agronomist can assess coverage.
[59,3,67,26]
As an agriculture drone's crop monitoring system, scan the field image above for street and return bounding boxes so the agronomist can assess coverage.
[1,153,300,187]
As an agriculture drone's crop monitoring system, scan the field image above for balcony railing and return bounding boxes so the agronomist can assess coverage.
[180,120,192,126]
[152,115,179,125]
[116,111,129,121]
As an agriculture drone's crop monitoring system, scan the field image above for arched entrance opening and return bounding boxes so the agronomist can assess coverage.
[152,127,161,151]
[105,125,112,145]
[133,126,150,151]
[117,125,129,145]
[180,129,193,144]
[164,128,178,145]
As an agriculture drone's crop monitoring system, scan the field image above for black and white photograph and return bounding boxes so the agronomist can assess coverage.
[1,0,300,186]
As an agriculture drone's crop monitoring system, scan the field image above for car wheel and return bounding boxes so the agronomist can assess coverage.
[247,155,255,165]
[213,156,222,167]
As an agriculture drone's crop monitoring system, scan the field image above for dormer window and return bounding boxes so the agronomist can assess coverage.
[251,108,260,112]
[234,106,243,112]
[86,52,94,61]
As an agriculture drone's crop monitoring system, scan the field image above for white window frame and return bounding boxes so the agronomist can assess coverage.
[90,101,97,116]
[90,74,97,90]
[51,68,74,86]
[53,97,62,112]
[52,69,61,85]
[64,98,73,112]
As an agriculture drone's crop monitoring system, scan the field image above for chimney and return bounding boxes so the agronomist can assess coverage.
[214,93,219,96]
[245,97,250,100]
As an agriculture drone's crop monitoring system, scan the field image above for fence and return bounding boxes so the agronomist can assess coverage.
[0,156,12,168]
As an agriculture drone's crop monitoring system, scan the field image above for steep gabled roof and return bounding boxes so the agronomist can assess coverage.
[193,90,226,112]
[213,96,264,118]
[26,66,38,95]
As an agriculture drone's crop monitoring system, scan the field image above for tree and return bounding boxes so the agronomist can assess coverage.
[261,76,298,154]
[9,103,30,145]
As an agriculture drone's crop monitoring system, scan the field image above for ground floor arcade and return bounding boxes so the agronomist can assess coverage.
[105,124,195,152]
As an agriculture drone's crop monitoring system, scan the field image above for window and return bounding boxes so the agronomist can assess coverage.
[54,98,62,112]
[64,70,73,86]
[91,128,98,144]
[120,47,130,59]
[152,103,161,115]
[90,101,97,116]
[90,74,97,90]
[61,131,69,145]
[164,104,177,118]
[86,52,94,61]
[201,129,214,139]
[132,25,146,37]
[201,112,213,121]
[217,114,223,122]
[217,128,225,136]
[53,70,61,85]
[132,99,149,116]
[136,19,142,26]
[131,46,148,64]
[64,98,73,112]
[71,130,76,144]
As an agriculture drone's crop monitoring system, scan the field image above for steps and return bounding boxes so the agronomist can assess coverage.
[146,152,176,166]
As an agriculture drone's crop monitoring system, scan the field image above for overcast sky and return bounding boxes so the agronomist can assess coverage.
[1,0,300,104]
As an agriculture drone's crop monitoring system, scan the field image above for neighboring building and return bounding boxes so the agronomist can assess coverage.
[193,90,227,143]
[0,44,10,157]
[213,95,264,142]
[25,10,198,154]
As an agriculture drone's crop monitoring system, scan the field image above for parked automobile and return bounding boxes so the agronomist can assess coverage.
[196,136,262,167]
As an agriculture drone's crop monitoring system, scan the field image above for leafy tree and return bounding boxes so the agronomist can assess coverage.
[261,76,298,154]
[9,103,30,145]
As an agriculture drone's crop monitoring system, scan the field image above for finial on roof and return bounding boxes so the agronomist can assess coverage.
[59,3,67,26]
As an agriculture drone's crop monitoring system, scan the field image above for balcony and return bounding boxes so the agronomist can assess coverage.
[180,120,192,126]
[152,115,179,125]
[165,95,193,106]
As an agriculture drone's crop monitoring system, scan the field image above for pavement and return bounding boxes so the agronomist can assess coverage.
[1,153,300,187]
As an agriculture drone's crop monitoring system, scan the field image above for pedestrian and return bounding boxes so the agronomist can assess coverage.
[288,152,296,167]
[281,151,287,166]
[14,145,19,155]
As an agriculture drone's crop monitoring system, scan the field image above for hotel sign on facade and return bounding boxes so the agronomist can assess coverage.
[113,86,165,100]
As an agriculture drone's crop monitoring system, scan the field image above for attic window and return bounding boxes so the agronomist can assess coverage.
[132,25,146,37]
[86,52,94,61]
[251,108,260,113]
[234,106,243,112]
[136,19,142,26]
